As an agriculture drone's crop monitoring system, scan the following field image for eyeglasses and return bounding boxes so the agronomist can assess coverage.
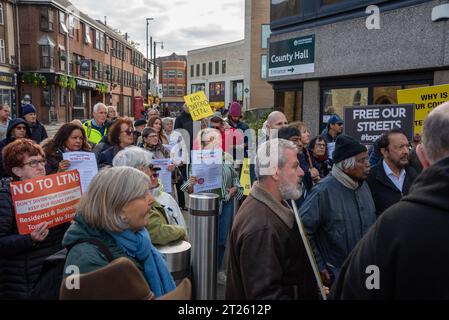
[22,158,46,168]
[121,130,133,136]
[337,123,343,126]
[151,173,159,178]
[15,126,27,130]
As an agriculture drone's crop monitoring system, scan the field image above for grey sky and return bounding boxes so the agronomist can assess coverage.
[70,0,245,58]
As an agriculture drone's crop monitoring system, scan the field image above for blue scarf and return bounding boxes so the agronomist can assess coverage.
[110,228,176,297]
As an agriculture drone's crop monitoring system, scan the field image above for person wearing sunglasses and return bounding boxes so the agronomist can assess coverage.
[0,139,70,299]
[112,146,187,246]
[98,118,135,168]
[0,118,31,178]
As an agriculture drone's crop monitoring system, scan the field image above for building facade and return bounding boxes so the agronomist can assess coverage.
[157,53,186,108]
[243,0,273,112]
[0,1,18,117]
[187,40,244,110]
[268,0,447,134]
[17,0,148,124]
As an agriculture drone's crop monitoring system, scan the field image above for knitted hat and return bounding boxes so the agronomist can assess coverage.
[22,104,37,117]
[332,135,367,163]
[228,102,242,117]
[134,119,147,127]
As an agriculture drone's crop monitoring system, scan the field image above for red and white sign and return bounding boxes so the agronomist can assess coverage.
[10,170,82,235]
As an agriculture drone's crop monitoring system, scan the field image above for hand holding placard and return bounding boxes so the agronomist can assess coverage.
[184,91,214,121]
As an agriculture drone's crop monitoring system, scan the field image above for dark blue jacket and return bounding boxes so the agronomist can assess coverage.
[0,119,31,178]
[26,120,48,144]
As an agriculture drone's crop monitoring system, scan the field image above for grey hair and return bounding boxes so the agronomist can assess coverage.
[77,166,150,232]
[335,156,357,170]
[93,102,107,113]
[107,105,117,112]
[255,138,298,181]
[422,102,449,164]
[162,117,174,128]
[112,146,152,169]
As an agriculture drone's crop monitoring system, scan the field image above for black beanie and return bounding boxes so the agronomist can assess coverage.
[332,135,367,163]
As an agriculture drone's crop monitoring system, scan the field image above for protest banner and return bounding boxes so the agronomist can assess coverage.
[344,104,414,144]
[240,158,251,196]
[183,91,214,121]
[10,170,82,235]
[397,84,449,134]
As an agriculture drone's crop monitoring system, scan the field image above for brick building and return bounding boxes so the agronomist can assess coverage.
[157,53,186,108]
[16,0,149,124]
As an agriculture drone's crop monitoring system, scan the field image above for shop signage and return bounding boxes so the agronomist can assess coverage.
[76,79,97,90]
[344,104,415,144]
[0,72,14,86]
[268,35,315,78]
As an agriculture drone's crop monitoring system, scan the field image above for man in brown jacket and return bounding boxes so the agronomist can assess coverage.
[226,139,318,300]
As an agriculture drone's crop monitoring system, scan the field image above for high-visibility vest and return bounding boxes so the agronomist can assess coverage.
[83,120,107,146]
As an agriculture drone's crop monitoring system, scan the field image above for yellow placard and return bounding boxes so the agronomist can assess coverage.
[397,84,449,134]
[240,158,251,196]
[184,91,214,121]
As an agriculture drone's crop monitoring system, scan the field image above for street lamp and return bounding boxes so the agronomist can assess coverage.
[146,18,154,102]
[109,47,115,104]
[153,41,164,80]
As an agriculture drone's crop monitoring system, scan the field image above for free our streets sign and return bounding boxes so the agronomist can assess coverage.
[268,35,315,78]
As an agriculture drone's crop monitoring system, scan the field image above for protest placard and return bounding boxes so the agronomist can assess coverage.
[151,158,172,193]
[10,170,82,235]
[397,84,449,134]
[344,104,414,144]
[184,91,214,121]
[191,149,222,193]
[240,158,251,196]
[63,151,98,193]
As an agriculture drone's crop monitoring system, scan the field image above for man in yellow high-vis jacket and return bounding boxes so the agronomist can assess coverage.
[83,103,108,147]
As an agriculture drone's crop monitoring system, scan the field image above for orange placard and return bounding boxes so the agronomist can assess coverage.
[10,170,82,235]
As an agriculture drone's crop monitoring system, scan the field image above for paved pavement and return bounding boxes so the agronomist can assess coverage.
[45,122,65,138]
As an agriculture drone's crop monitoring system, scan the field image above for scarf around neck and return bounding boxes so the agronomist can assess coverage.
[109,228,176,297]
[331,164,360,190]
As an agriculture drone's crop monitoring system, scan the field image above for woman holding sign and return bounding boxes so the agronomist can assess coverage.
[42,123,92,175]
[0,139,69,299]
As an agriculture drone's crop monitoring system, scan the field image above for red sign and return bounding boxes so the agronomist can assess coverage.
[10,170,82,235]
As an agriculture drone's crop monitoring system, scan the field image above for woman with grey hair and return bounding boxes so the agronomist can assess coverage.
[62,166,176,297]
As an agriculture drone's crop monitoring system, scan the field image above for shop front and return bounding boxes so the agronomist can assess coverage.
[0,71,17,117]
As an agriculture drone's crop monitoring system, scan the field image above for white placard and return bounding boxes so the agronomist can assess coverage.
[63,152,98,194]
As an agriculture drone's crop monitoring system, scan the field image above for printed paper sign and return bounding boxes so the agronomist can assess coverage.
[151,159,172,193]
[184,91,214,121]
[344,104,415,144]
[10,170,82,235]
[63,152,98,193]
[397,84,449,134]
[191,149,222,193]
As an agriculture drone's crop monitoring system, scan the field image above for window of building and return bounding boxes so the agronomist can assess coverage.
[0,39,5,64]
[270,0,301,22]
[260,55,267,80]
[68,15,75,37]
[59,11,67,34]
[163,85,168,96]
[191,83,205,93]
[275,90,303,122]
[40,7,54,31]
[261,25,271,49]
[0,4,4,25]
[222,60,226,74]
[95,30,105,51]
[0,89,11,106]
[168,70,176,78]
[178,71,183,79]
[74,89,87,108]
[215,61,219,75]
[177,85,184,96]
[196,64,200,77]
[190,65,194,78]
[84,24,92,44]
[202,63,206,76]
[208,62,212,75]
[168,85,176,96]
[39,45,53,69]
[42,86,55,106]
[60,87,67,105]
[59,50,66,71]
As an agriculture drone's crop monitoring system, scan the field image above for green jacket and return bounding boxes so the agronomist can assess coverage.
[146,202,186,246]
[62,214,144,276]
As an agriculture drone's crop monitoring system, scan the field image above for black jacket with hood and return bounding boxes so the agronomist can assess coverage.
[330,156,449,299]
[0,119,31,178]
[26,120,48,144]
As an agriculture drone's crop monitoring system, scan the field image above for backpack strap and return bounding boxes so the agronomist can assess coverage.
[70,238,114,262]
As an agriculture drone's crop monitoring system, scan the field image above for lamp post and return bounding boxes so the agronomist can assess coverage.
[153,41,164,80]
[109,47,115,104]
[146,18,154,103]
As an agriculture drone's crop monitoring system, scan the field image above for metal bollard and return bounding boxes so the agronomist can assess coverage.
[189,193,220,300]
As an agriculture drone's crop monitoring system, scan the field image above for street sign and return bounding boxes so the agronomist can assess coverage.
[268,35,315,78]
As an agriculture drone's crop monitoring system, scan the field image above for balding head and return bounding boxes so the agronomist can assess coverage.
[267,111,288,130]
[420,102,449,165]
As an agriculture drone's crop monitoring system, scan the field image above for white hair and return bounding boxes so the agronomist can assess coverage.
[255,138,297,180]
[335,156,357,170]
[422,101,449,164]
[112,146,152,169]
[93,103,107,113]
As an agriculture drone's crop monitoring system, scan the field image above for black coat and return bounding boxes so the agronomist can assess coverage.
[330,156,449,299]
[367,162,418,217]
[27,120,48,144]
[0,179,69,299]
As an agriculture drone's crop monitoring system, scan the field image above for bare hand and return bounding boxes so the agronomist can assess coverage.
[167,164,175,172]
[320,269,332,287]
[227,187,237,200]
[58,160,71,172]
[189,176,197,186]
[310,168,320,182]
[30,221,50,243]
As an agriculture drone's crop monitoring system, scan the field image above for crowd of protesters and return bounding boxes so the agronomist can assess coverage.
[0,98,448,300]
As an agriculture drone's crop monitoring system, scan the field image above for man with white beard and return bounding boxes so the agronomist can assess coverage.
[226,139,319,300]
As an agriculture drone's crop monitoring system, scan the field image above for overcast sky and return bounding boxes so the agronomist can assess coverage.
[70,0,245,57]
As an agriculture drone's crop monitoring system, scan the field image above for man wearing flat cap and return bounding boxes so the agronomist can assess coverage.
[300,135,376,288]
